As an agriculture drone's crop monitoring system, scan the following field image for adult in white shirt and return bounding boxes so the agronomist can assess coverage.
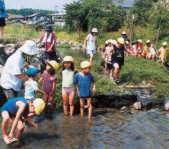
[84,28,98,63]
[0,40,40,98]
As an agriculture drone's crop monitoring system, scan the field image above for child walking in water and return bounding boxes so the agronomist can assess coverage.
[62,56,75,116]
[39,60,59,110]
[74,61,96,120]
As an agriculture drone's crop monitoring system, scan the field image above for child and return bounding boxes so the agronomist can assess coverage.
[74,61,96,120]
[62,56,75,116]
[24,66,45,101]
[1,97,45,144]
[39,60,59,109]
[158,42,167,64]
[104,39,114,78]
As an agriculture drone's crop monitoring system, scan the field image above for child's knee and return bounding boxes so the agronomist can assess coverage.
[1,111,10,121]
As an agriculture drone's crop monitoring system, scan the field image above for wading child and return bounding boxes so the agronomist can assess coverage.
[104,39,114,78]
[1,97,45,144]
[24,66,45,101]
[74,61,96,120]
[62,56,75,116]
[39,60,59,110]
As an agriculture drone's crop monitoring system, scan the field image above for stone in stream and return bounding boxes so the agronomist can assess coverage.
[93,93,137,109]
[164,100,169,111]
[133,101,142,110]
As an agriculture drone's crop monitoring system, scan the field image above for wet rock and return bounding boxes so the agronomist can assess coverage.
[133,102,142,110]
[164,101,169,111]
[93,93,137,109]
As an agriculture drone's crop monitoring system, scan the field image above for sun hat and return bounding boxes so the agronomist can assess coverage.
[162,41,167,46]
[137,39,143,43]
[80,61,91,69]
[112,40,117,45]
[125,41,129,45]
[121,31,127,35]
[63,56,74,62]
[105,40,109,45]
[33,98,46,115]
[146,40,151,44]
[117,37,125,45]
[25,65,40,77]
[45,25,53,32]
[91,28,98,33]
[47,60,60,72]
[20,40,40,55]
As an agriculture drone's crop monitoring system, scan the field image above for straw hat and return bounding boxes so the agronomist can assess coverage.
[117,37,125,45]
[33,98,46,115]
[63,56,74,62]
[48,60,60,71]
[80,61,91,69]
[20,40,40,55]
[137,39,143,43]
[105,40,109,45]
[91,28,98,33]
[162,42,167,46]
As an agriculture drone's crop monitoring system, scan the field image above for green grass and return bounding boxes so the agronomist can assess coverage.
[2,24,169,99]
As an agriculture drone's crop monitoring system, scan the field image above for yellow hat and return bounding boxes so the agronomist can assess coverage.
[80,61,91,69]
[112,40,117,45]
[117,37,125,45]
[146,40,151,44]
[63,56,74,62]
[48,60,60,72]
[125,41,129,45]
[137,39,143,43]
[33,98,46,115]
[162,42,167,46]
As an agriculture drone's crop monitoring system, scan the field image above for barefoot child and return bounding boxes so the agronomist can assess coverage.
[24,66,45,101]
[62,56,75,116]
[1,97,45,144]
[74,61,96,120]
[39,60,59,110]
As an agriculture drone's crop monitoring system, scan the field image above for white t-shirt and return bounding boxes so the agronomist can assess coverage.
[62,69,74,88]
[24,79,38,100]
[86,33,96,54]
[0,50,24,91]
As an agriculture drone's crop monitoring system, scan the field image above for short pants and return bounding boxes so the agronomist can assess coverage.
[106,63,113,70]
[80,97,92,100]
[62,87,74,95]
[0,18,6,27]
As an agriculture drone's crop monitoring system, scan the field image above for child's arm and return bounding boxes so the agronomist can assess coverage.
[51,81,56,95]
[25,118,38,128]
[92,83,96,95]
[8,102,26,138]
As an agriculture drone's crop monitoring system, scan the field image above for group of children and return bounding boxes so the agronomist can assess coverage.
[102,31,168,81]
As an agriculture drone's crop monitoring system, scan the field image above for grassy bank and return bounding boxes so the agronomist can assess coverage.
[2,24,169,99]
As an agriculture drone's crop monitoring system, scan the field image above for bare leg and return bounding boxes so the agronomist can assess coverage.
[80,99,84,117]
[62,90,69,116]
[15,120,25,139]
[87,98,93,120]
[69,91,75,116]
[1,111,10,143]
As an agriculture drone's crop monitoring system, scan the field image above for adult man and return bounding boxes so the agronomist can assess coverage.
[84,28,98,63]
[0,40,40,98]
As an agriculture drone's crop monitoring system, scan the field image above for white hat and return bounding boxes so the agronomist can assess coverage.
[63,56,74,62]
[146,40,151,44]
[20,40,40,55]
[121,31,127,35]
[162,42,167,46]
[117,37,125,45]
[91,28,98,33]
[137,39,143,43]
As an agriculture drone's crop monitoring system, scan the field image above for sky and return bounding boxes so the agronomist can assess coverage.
[5,0,134,10]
